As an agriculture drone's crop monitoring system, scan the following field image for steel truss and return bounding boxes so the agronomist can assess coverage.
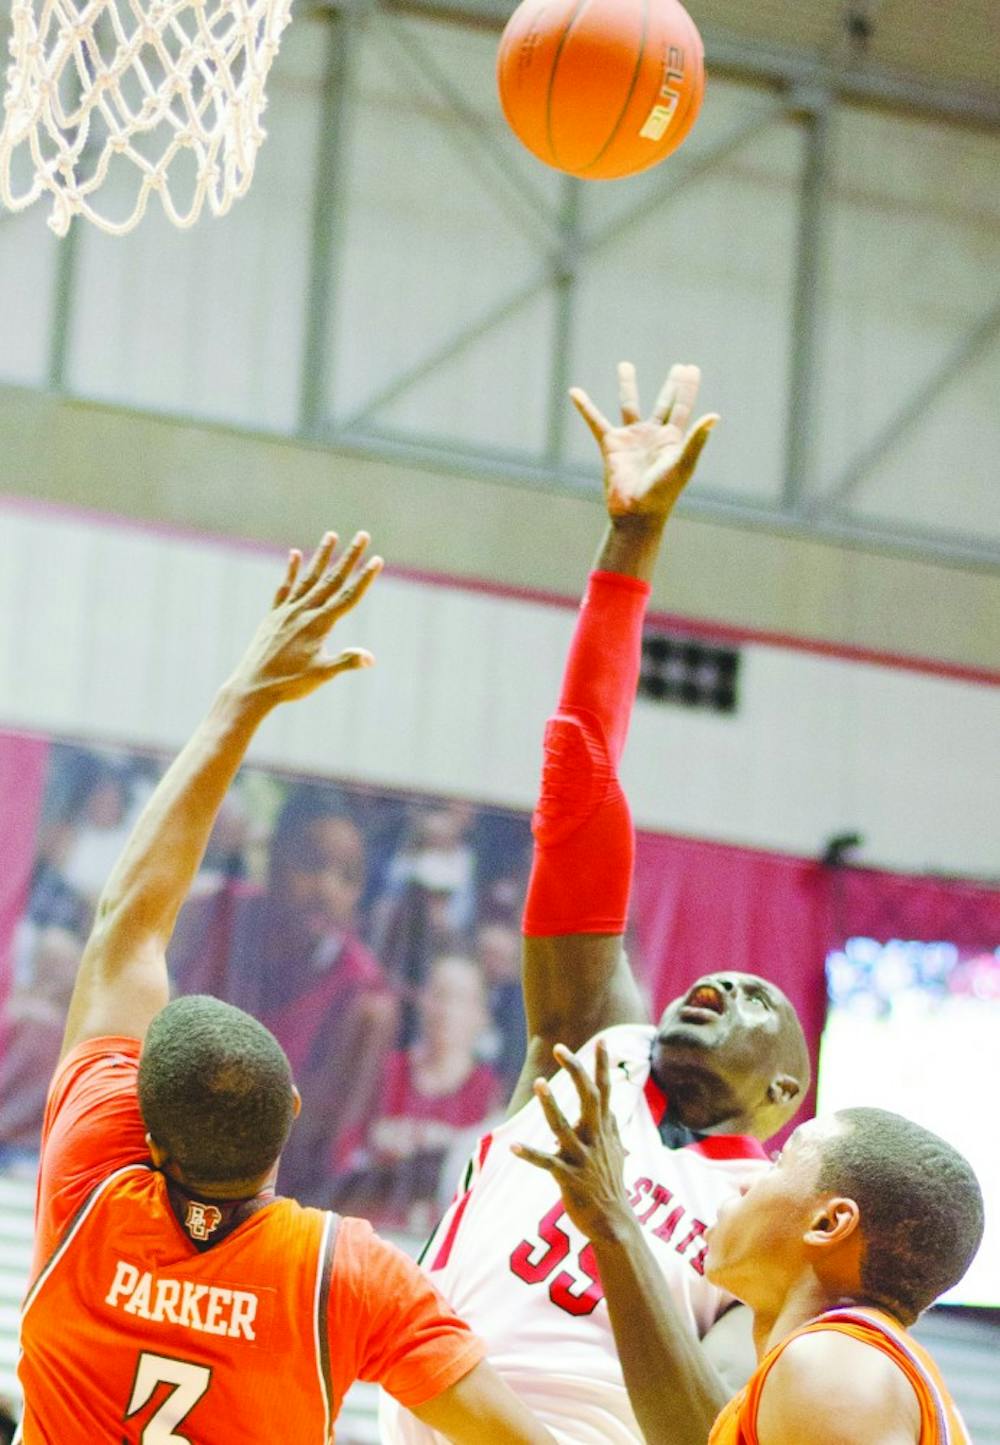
[13,0,1000,568]
[301,0,1000,566]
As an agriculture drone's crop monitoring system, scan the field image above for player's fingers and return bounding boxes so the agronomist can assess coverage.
[510,1142,560,1173]
[553,1044,600,1128]
[569,387,611,446]
[664,364,701,435]
[293,531,338,599]
[323,555,383,621]
[534,1080,585,1160]
[618,361,641,425]
[272,549,302,607]
[311,530,371,608]
[314,647,375,683]
[594,1040,611,1115]
[651,366,680,426]
[676,413,718,480]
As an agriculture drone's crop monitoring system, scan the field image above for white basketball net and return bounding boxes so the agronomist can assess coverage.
[0,0,294,235]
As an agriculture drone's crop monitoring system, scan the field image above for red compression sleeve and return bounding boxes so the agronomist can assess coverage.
[522,570,650,937]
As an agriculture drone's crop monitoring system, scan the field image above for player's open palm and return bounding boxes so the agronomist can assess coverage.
[229,530,382,706]
[513,1041,633,1245]
[571,361,718,522]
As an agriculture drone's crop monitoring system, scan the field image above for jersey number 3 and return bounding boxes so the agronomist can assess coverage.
[509,1202,603,1316]
[124,1352,212,1443]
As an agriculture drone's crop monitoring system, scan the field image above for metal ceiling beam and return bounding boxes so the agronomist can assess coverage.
[583,95,792,255]
[813,295,1000,513]
[783,92,832,510]
[545,176,582,464]
[4,371,995,567]
[338,102,786,430]
[47,223,79,392]
[300,6,360,432]
[375,2,565,252]
[326,419,1000,569]
[363,0,1000,130]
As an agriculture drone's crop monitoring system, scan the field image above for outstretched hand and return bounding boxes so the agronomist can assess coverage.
[512,1041,633,1244]
[571,362,718,523]
[229,530,382,707]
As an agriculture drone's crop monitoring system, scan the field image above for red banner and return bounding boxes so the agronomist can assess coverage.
[2,731,998,1218]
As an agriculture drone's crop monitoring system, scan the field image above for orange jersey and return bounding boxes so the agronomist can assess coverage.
[18,1037,484,1443]
[709,1307,970,1445]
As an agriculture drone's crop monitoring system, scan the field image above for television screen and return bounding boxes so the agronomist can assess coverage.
[818,936,999,1308]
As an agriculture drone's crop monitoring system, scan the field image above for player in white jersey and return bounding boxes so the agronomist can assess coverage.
[381,361,812,1445]
[397,1025,771,1444]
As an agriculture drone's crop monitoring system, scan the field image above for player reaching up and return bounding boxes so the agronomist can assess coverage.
[381,362,813,1445]
[15,532,556,1445]
[517,1044,982,1444]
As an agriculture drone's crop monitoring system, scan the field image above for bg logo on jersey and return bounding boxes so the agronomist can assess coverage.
[184,1201,223,1241]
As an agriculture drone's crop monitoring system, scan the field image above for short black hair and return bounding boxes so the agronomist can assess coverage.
[138,996,295,1187]
[819,1107,984,1324]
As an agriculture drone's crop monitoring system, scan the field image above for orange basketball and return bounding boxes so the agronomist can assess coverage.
[497,0,705,181]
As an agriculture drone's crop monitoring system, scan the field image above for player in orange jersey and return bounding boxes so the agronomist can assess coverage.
[15,530,557,1445]
[517,1044,983,1444]
[704,1107,982,1444]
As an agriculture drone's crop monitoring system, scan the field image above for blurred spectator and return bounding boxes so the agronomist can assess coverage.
[0,1397,17,1445]
[949,950,1000,1002]
[476,921,527,1096]
[169,787,397,1202]
[332,956,501,1232]
[472,807,532,921]
[0,926,82,1155]
[190,790,253,889]
[392,804,478,935]
[0,734,541,1217]
[370,804,479,1041]
[29,751,155,937]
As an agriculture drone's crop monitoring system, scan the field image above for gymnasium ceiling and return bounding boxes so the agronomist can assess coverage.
[1,0,997,566]
[677,0,1000,102]
[395,0,1000,120]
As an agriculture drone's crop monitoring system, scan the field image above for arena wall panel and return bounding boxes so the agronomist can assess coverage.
[1,503,997,878]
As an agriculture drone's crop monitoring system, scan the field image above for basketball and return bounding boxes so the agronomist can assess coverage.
[496,0,705,181]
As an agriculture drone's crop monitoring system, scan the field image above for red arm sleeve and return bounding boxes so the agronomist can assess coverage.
[32,1036,149,1277]
[327,1216,485,1411]
[522,570,650,937]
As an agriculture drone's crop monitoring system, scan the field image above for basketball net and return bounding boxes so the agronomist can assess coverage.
[0,0,294,235]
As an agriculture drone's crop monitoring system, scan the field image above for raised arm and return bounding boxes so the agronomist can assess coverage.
[60,532,382,1060]
[513,1043,733,1445]
[512,364,717,1111]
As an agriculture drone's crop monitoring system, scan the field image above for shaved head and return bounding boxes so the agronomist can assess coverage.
[652,973,810,1139]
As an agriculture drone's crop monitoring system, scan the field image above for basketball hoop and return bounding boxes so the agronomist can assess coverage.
[0,0,294,236]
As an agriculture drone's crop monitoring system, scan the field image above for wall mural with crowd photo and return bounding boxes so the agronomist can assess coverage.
[4,728,998,1249]
[0,733,540,1233]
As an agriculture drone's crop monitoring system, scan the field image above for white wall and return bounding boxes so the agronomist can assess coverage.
[1,501,997,877]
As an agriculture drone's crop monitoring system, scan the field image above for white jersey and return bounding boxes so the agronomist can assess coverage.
[380,1024,771,1445]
